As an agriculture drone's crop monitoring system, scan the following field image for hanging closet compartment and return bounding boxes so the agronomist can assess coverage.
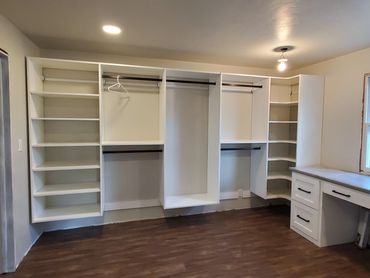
[220,74,270,143]
[163,70,220,209]
[101,64,165,145]
[27,57,103,223]
[103,145,162,211]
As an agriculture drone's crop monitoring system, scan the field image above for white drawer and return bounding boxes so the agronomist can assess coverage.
[292,173,320,209]
[323,182,370,210]
[291,200,319,240]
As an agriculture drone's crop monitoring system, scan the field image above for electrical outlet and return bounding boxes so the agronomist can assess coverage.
[18,139,22,151]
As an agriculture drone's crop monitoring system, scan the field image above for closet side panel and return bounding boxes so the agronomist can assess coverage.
[251,78,270,140]
[296,75,324,167]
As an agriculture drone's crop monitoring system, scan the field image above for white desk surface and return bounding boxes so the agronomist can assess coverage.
[291,166,370,194]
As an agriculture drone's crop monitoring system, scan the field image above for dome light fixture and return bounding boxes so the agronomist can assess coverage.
[102,25,122,35]
[273,46,294,72]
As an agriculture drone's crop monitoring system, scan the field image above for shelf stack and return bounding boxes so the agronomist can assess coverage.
[266,77,299,200]
[27,58,102,222]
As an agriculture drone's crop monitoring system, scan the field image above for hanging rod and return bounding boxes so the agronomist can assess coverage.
[221,147,261,151]
[101,74,263,88]
[103,150,163,154]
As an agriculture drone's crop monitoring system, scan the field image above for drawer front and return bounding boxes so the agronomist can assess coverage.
[292,173,320,209]
[291,200,319,240]
[323,182,370,210]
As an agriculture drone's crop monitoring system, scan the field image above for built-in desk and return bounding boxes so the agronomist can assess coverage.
[290,166,370,247]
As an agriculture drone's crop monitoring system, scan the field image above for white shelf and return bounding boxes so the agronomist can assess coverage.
[268,157,296,163]
[31,117,99,121]
[266,193,291,201]
[32,142,100,147]
[33,204,101,223]
[34,182,100,197]
[269,121,297,124]
[30,91,99,99]
[43,77,99,84]
[269,140,297,144]
[267,171,292,181]
[102,140,164,146]
[165,193,218,209]
[270,101,298,105]
[220,139,267,144]
[33,161,100,171]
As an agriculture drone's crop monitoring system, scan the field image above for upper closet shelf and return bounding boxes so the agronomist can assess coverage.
[269,121,298,124]
[220,139,267,144]
[269,140,297,144]
[102,140,164,146]
[32,142,100,147]
[31,117,99,121]
[30,91,99,99]
[270,101,298,105]
[43,77,99,84]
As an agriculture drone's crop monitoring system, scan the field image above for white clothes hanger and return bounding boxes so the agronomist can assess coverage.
[107,75,130,99]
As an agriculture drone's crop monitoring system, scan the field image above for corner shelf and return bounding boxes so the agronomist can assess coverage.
[267,171,292,181]
[269,121,297,124]
[270,101,298,106]
[269,140,297,144]
[268,157,296,163]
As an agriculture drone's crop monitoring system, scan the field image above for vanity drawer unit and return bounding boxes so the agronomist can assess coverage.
[291,200,319,240]
[292,173,321,209]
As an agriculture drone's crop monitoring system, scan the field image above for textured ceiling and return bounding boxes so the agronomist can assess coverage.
[1,0,370,69]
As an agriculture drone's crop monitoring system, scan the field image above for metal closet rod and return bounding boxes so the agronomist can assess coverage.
[101,74,263,88]
[103,147,261,154]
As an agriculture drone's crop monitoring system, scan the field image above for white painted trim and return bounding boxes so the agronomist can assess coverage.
[104,199,161,211]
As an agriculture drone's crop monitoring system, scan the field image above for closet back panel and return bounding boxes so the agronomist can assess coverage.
[220,150,251,193]
[103,152,161,206]
[165,86,209,196]
[221,92,252,141]
[102,88,160,142]
[43,68,99,94]
[270,83,299,103]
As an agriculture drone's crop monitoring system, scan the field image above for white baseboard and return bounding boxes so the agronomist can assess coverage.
[105,199,161,211]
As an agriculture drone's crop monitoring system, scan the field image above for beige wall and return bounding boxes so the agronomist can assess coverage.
[0,15,41,269]
[41,49,280,76]
[292,47,370,172]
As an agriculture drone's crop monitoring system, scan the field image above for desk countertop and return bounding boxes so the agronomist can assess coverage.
[291,166,370,194]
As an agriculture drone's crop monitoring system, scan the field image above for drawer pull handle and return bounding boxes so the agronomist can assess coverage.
[332,190,351,198]
[298,187,311,194]
[297,215,310,223]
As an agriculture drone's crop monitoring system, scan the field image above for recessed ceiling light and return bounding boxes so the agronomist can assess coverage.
[102,25,122,35]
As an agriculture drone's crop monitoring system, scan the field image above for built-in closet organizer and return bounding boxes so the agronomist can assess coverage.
[27,58,103,222]
[250,75,324,201]
[100,64,165,211]
[27,57,324,223]
[220,74,269,200]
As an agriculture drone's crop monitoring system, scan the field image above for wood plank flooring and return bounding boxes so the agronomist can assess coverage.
[5,206,370,277]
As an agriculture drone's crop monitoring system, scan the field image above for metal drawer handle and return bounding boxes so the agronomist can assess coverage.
[332,190,351,198]
[297,214,310,223]
[298,187,311,194]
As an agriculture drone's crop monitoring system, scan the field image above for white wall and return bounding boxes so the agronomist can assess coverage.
[0,15,41,269]
[292,47,370,172]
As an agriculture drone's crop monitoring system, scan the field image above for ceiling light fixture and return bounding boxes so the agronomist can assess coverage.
[102,25,122,35]
[273,46,294,72]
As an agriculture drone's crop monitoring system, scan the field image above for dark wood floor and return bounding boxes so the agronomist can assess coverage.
[5,206,370,277]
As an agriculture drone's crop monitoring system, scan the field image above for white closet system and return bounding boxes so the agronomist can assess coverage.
[27,57,324,223]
